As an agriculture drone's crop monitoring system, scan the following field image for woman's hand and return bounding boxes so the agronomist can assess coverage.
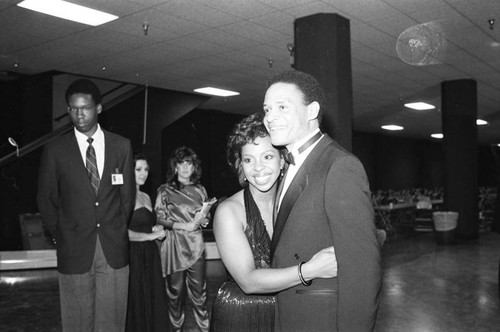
[152,225,164,233]
[151,229,166,240]
[183,222,200,232]
[195,217,209,228]
[302,246,338,280]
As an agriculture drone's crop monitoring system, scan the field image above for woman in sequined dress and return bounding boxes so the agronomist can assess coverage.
[210,113,337,332]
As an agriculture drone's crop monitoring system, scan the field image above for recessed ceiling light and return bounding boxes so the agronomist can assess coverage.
[404,102,435,110]
[17,0,118,26]
[431,133,443,139]
[476,119,488,125]
[381,125,404,131]
[194,87,240,97]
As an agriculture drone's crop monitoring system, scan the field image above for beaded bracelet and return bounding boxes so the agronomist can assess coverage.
[298,262,312,286]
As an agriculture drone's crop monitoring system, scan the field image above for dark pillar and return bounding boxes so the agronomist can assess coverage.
[441,79,478,240]
[294,13,353,151]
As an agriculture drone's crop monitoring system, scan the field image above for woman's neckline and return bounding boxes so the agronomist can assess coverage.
[134,206,152,212]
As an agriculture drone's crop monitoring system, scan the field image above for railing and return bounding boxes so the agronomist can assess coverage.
[0,84,145,169]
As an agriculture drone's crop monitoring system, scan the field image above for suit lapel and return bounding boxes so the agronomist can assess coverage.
[66,132,98,196]
[271,168,308,252]
[101,130,111,191]
[270,136,333,254]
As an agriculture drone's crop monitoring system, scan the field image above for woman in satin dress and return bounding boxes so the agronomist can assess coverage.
[155,146,210,332]
[210,113,338,331]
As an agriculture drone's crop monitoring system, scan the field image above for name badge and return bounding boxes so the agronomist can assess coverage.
[112,168,124,185]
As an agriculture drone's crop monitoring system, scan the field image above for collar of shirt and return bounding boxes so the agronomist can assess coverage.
[74,124,105,176]
[288,128,323,168]
[278,129,323,209]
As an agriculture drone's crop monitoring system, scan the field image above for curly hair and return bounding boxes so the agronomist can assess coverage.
[166,146,202,189]
[226,112,269,186]
[266,69,325,125]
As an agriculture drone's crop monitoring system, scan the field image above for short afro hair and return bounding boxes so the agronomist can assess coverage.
[65,79,102,105]
[266,69,325,125]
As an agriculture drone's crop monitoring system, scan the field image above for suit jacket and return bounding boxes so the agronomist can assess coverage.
[271,134,381,332]
[37,129,135,274]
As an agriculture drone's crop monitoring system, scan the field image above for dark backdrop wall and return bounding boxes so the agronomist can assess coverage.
[353,132,446,191]
[160,109,244,202]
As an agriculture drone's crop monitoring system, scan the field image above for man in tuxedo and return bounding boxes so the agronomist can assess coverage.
[263,70,381,331]
[37,79,135,331]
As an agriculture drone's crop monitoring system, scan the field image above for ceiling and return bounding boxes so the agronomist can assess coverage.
[1,0,499,144]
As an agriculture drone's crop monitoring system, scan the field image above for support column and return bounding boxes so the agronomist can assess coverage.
[441,79,478,240]
[294,13,353,151]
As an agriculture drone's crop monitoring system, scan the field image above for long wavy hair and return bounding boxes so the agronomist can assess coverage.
[226,112,270,186]
[166,146,202,189]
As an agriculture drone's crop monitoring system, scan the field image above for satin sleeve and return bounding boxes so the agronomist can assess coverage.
[155,185,178,230]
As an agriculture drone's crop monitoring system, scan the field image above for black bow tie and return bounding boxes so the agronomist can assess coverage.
[283,150,295,165]
[283,131,322,166]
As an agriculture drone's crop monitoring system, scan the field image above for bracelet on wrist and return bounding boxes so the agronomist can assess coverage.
[298,262,312,286]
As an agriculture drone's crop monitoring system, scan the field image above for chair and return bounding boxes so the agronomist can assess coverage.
[414,198,434,232]
[19,213,56,250]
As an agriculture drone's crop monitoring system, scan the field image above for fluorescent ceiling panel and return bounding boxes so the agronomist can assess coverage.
[404,102,435,110]
[381,125,404,131]
[17,0,118,26]
[194,87,240,97]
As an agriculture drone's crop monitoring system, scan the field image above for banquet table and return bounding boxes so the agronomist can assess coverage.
[374,200,443,237]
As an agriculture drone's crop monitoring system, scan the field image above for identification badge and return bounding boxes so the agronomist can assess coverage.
[112,168,124,185]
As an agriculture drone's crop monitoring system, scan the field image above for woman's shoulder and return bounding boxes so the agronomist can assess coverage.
[214,190,247,231]
[215,190,244,217]
[157,183,173,192]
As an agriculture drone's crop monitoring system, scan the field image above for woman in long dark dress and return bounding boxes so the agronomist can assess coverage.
[210,113,338,331]
[126,153,170,332]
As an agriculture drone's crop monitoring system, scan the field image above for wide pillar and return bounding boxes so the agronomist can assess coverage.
[441,79,478,240]
[294,13,353,151]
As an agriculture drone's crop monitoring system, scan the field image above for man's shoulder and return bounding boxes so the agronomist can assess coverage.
[45,131,74,150]
[102,129,130,144]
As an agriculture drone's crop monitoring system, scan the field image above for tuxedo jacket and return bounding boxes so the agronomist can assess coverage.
[271,134,381,332]
[37,129,135,274]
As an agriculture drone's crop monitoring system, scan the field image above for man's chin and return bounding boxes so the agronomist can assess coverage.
[269,135,288,147]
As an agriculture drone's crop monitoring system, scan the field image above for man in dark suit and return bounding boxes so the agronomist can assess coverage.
[263,70,381,331]
[37,79,135,331]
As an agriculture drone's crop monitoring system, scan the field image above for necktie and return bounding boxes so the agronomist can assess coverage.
[86,137,100,195]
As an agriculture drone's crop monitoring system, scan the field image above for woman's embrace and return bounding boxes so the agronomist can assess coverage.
[210,112,338,331]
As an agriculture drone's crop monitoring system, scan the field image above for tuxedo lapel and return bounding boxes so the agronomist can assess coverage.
[270,136,333,254]
[271,169,308,252]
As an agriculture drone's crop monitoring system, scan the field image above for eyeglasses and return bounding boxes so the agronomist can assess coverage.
[67,105,94,113]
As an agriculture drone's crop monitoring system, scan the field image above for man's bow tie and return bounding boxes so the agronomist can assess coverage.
[283,150,295,165]
[282,131,322,166]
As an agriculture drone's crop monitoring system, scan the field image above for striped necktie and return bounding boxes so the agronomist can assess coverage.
[86,137,100,195]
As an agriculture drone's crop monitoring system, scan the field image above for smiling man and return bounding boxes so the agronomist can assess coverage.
[263,70,381,332]
[37,79,135,331]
